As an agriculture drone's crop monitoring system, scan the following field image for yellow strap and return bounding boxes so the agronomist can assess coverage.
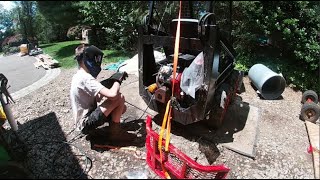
[158,100,171,179]
[171,1,182,97]
[157,1,182,179]
[0,106,7,120]
[165,107,172,151]
[158,100,171,152]
[166,0,181,151]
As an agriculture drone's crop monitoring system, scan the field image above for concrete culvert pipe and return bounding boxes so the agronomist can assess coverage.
[248,64,286,100]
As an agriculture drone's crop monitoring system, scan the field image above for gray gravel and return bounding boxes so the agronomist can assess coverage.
[2,67,316,179]
[218,77,316,179]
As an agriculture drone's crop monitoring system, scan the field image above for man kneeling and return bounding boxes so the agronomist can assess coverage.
[70,44,135,142]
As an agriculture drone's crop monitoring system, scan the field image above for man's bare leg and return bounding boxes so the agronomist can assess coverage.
[99,93,126,123]
[99,94,135,141]
[110,94,126,123]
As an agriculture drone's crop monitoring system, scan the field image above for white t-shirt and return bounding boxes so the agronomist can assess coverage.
[70,69,105,131]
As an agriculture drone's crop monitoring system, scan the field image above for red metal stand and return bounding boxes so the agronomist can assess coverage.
[145,115,230,179]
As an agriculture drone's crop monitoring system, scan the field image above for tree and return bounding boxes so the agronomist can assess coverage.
[14,1,37,42]
[0,5,15,50]
[78,1,148,50]
[78,1,184,51]
[0,7,14,33]
[33,10,56,43]
[36,1,84,42]
[231,1,319,92]
[37,1,82,27]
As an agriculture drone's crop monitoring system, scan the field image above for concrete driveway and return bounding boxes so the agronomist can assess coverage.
[0,54,46,94]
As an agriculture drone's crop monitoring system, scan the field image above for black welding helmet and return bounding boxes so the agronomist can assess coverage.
[80,45,104,78]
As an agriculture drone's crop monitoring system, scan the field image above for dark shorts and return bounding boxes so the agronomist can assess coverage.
[81,106,111,134]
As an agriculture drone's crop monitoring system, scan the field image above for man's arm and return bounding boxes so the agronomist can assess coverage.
[98,81,121,100]
[97,71,128,101]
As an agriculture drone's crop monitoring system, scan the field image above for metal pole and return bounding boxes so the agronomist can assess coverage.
[147,1,154,26]
[229,1,233,43]
[0,94,18,131]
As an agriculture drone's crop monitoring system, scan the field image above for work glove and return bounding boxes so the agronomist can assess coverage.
[100,79,114,89]
[109,71,128,85]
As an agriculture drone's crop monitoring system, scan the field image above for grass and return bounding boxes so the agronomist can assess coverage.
[39,40,132,69]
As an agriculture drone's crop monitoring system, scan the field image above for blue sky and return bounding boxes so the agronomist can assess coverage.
[0,1,15,10]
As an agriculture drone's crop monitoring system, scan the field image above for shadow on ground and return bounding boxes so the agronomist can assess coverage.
[1,112,89,179]
[85,118,147,152]
[249,82,284,100]
[150,95,250,164]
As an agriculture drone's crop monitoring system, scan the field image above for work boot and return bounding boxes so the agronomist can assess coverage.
[108,121,137,142]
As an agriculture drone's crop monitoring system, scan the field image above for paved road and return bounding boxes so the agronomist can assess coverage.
[0,54,46,94]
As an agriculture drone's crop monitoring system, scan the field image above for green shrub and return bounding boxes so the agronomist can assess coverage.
[9,47,20,54]
[79,1,149,51]
[236,50,320,93]
[2,45,20,55]
[67,25,91,40]
[231,1,319,92]
[2,45,10,55]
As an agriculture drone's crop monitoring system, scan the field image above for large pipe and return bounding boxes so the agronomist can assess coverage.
[248,64,286,100]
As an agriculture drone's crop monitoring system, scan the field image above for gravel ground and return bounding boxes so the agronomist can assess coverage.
[216,77,316,179]
[2,67,317,179]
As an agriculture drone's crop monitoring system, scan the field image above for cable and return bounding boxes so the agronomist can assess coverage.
[51,141,91,179]
[120,79,138,88]
[15,84,152,178]
[124,94,154,120]
[65,127,77,137]
[125,101,147,112]
[1,77,154,179]
[34,92,154,177]
[138,94,155,120]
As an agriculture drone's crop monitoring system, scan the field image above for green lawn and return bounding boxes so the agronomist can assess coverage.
[39,40,132,69]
